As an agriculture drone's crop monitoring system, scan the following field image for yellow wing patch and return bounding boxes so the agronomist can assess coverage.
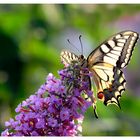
[92,64,126,107]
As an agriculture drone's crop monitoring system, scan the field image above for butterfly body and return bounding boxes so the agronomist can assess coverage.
[60,30,139,109]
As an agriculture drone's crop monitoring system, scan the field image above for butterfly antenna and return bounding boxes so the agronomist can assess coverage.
[67,39,81,54]
[79,35,83,55]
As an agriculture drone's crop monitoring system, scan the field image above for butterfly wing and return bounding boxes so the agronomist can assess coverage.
[60,51,80,67]
[87,30,139,106]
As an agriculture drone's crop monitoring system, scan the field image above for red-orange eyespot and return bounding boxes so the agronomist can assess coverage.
[97,92,104,100]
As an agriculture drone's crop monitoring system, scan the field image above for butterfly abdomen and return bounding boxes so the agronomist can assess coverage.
[97,68,126,107]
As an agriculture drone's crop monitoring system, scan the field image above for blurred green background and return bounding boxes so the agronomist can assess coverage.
[0,4,140,136]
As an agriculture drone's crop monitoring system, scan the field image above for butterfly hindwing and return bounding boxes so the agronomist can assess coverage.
[97,67,126,107]
[87,30,139,106]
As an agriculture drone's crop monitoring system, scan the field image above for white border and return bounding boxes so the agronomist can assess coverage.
[0,1,140,139]
[0,0,140,4]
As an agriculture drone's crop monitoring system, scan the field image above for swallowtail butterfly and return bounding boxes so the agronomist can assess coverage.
[60,30,139,110]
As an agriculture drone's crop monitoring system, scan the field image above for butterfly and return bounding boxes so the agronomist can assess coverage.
[60,30,139,111]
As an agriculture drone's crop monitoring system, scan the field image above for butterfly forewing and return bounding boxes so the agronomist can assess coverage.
[60,51,79,67]
[115,31,139,68]
[87,31,139,68]
[87,30,139,106]
[60,30,139,109]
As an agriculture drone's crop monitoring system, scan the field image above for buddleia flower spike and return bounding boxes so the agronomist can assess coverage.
[1,58,94,136]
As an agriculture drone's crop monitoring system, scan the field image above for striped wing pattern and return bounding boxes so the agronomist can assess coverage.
[98,68,126,107]
[87,31,139,68]
[60,51,79,67]
[87,31,139,106]
[61,30,139,108]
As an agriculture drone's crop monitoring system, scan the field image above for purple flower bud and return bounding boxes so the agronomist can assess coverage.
[15,103,22,113]
[48,118,58,127]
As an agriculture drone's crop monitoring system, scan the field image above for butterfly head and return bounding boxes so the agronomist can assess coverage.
[78,55,87,67]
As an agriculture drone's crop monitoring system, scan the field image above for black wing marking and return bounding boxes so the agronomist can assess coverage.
[90,64,126,107]
[60,51,79,67]
[87,30,139,107]
[102,68,126,108]
[87,30,139,68]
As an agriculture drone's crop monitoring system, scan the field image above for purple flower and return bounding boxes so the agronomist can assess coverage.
[1,61,95,136]
[5,118,14,127]
[31,131,39,136]
[1,129,9,136]
[48,118,58,127]
[60,108,70,121]
[36,118,46,128]
[15,103,22,113]
[36,84,46,96]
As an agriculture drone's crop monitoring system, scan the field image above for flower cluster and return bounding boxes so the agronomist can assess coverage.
[1,63,95,136]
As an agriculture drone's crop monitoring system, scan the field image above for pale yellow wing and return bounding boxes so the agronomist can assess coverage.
[60,51,79,67]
